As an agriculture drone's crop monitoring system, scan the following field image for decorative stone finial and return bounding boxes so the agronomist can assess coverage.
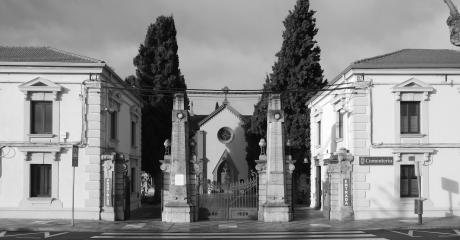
[444,0,460,46]
[222,86,229,105]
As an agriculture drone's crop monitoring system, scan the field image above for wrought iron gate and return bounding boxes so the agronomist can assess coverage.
[198,176,258,220]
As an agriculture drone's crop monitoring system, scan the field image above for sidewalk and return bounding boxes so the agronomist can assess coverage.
[1,206,459,233]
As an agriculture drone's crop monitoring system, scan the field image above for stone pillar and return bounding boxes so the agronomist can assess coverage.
[260,94,291,222]
[255,139,267,221]
[161,93,192,222]
[326,148,354,221]
[285,152,295,212]
[101,153,127,221]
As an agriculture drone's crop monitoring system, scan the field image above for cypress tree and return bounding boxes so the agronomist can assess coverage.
[246,0,326,188]
[133,15,187,201]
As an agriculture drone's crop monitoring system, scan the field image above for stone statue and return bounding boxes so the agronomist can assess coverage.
[444,0,460,46]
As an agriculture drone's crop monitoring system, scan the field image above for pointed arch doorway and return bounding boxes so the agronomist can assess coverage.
[213,150,238,187]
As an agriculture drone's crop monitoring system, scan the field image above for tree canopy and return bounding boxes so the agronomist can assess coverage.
[246,0,326,171]
[133,15,187,199]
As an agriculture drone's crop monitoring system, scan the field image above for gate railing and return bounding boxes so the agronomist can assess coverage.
[198,175,258,220]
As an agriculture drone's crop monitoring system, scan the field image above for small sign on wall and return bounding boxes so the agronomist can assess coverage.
[359,156,393,165]
[72,145,79,167]
[175,174,185,186]
[104,178,112,207]
[343,178,351,206]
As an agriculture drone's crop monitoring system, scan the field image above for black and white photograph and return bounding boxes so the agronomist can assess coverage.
[0,0,460,239]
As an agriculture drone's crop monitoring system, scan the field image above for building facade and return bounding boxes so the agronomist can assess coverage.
[191,100,250,191]
[309,49,460,219]
[0,47,142,220]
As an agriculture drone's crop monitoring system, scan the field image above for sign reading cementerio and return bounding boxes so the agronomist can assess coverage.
[359,156,394,165]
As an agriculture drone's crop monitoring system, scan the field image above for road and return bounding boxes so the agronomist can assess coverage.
[1,229,460,239]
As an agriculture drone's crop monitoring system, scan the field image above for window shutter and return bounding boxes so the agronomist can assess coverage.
[44,102,52,133]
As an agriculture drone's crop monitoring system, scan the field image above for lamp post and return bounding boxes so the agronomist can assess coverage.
[164,139,171,155]
[259,138,266,156]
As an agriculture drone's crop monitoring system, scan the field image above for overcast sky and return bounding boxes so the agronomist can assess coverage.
[0,0,456,114]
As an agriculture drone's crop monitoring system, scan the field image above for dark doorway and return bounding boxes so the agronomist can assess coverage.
[315,166,322,209]
[124,175,131,219]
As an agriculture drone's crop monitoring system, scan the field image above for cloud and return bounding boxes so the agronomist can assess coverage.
[0,0,457,114]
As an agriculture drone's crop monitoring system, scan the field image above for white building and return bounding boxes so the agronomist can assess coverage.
[0,47,142,220]
[191,99,250,190]
[308,49,460,219]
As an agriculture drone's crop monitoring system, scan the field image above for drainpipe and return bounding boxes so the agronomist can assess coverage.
[78,76,90,148]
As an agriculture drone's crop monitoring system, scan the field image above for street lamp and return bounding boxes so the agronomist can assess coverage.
[164,139,171,155]
[259,138,266,156]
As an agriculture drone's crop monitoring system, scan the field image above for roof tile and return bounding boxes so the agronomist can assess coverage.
[0,46,103,63]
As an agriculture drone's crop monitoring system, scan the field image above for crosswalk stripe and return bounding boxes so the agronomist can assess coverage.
[91,234,378,239]
[101,231,365,236]
[92,237,386,240]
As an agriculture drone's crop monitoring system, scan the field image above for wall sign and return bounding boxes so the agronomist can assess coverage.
[175,174,185,186]
[104,178,112,207]
[343,178,351,206]
[72,145,79,167]
[359,156,393,165]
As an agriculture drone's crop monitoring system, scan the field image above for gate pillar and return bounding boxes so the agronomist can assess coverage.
[259,93,292,222]
[255,141,267,221]
[325,148,354,221]
[101,152,127,221]
[160,93,193,222]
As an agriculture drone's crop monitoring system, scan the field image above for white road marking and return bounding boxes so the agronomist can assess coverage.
[388,230,420,237]
[44,232,69,238]
[122,223,146,229]
[31,220,53,224]
[439,229,460,238]
[218,224,237,228]
[101,231,366,236]
[309,223,331,228]
[91,232,379,239]
[0,232,41,238]
[91,235,388,240]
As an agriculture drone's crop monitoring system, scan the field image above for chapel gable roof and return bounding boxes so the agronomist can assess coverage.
[198,102,247,127]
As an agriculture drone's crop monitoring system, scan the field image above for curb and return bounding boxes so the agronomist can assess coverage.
[2,223,460,233]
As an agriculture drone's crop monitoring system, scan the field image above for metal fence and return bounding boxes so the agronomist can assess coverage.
[198,176,258,220]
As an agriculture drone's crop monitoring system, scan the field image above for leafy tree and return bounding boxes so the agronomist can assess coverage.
[133,15,187,201]
[246,0,326,177]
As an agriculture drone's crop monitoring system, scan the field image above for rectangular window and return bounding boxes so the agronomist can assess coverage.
[400,102,420,134]
[337,110,344,139]
[110,111,117,140]
[400,165,419,198]
[131,167,135,193]
[30,164,51,197]
[31,101,52,134]
[131,121,136,147]
[317,120,321,145]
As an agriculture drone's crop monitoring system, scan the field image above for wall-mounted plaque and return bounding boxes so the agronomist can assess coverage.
[104,178,112,207]
[359,156,393,165]
[175,174,185,186]
[343,178,351,206]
